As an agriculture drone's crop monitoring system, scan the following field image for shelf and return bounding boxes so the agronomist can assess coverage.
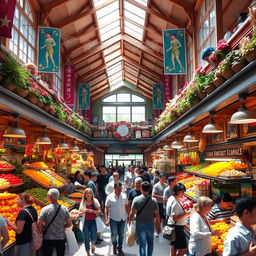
[184,170,251,183]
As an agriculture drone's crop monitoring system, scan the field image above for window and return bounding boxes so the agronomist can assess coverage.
[102,93,145,123]
[54,66,62,96]
[9,0,36,63]
[197,0,216,66]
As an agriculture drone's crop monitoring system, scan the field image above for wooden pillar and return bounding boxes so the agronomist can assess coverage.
[191,10,198,70]
[215,0,223,41]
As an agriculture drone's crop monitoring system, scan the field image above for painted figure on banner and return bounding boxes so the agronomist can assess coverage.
[163,29,187,75]
[153,84,164,110]
[79,84,90,110]
[38,27,61,73]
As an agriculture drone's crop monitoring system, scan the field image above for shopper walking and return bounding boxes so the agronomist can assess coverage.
[163,176,176,219]
[223,196,256,256]
[188,196,220,256]
[128,181,161,256]
[6,192,37,256]
[166,183,191,256]
[105,182,129,256]
[124,165,137,194]
[0,215,9,256]
[105,172,123,195]
[127,177,142,213]
[38,188,72,256]
[84,171,98,197]
[79,188,101,256]
[152,173,168,224]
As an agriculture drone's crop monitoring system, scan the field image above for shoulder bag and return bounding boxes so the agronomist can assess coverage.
[24,208,43,251]
[43,205,62,236]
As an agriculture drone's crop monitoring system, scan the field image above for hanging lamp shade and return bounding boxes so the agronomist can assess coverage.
[70,145,80,152]
[183,132,199,142]
[81,147,88,153]
[171,139,184,149]
[88,151,94,156]
[163,144,171,150]
[230,103,256,124]
[58,135,69,149]
[35,133,51,144]
[202,112,223,133]
[3,122,26,138]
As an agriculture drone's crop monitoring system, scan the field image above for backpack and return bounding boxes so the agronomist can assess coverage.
[24,209,43,251]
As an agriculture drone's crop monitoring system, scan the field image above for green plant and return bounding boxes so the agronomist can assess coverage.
[216,50,242,73]
[0,49,30,88]
[186,90,199,105]
[70,114,82,129]
[240,35,256,55]
[54,103,67,121]
[177,98,190,113]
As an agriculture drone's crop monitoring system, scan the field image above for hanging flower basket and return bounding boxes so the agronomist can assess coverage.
[222,69,235,80]
[244,49,256,62]
[15,88,29,98]
[231,60,248,73]
[205,84,216,94]
[213,76,225,87]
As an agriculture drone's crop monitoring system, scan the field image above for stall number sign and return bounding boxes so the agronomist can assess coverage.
[205,148,243,158]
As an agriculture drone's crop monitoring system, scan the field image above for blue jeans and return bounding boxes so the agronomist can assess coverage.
[136,223,154,256]
[83,219,97,252]
[110,219,125,250]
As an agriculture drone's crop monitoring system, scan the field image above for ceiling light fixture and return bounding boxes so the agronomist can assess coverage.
[171,133,184,149]
[3,114,26,138]
[70,139,80,152]
[230,93,256,124]
[57,134,69,150]
[35,127,51,144]
[183,123,199,143]
[202,110,223,133]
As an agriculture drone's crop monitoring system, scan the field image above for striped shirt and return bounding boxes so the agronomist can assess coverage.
[207,204,235,222]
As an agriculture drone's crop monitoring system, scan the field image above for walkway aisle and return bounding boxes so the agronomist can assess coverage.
[67,225,170,256]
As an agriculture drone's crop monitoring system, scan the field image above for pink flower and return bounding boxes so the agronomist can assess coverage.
[195,66,203,74]
[41,90,49,96]
[52,89,58,94]
[60,97,65,102]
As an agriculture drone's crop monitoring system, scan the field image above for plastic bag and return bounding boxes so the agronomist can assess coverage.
[65,227,79,254]
[126,221,137,247]
[95,216,106,233]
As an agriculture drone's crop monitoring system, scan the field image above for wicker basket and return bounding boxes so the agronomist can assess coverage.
[3,82,16,92]
[37,102,44,108]
[197,90,207,100]
[244,49,256,62]
[213,76,225,87]
[205,84,216,94]
[43,105,51,112]
[15,89,29,98]
[222,69,235,80]
[27,94,38,104]
[231,60,248,73]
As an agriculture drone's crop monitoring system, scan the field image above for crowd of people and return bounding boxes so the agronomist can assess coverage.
[1,165,256,256]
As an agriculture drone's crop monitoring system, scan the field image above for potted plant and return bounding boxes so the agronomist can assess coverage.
[26,83,39,105]
[186,90,200,107]
[193,68,207,99]
[231,50,248,73]
[70,114,82,130]
[0,49,30,92]
[203,72,216,94]
[240,35,256,62]
[53,103,67,122]
[216,51,236,80]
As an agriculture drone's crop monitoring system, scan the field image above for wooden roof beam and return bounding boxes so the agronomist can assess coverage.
[122,34,162,61]
[91,81,109,93]
[167,0,192,21]
[76,56,102,73]
[71,35,122,64]
[43,0,70,13]
[126,0,183,28]
[123,55,162,80]
[91,85,109,97]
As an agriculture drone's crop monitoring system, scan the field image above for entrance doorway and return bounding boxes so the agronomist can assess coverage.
[105,154,144,168]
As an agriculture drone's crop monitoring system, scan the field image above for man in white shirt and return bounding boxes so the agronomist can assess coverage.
[105,182,129,256]
[105,172,122,195]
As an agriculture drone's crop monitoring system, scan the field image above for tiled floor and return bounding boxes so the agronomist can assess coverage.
[66,225,170,256]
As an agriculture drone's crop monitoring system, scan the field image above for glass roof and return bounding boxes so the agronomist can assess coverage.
[93,0,148,87]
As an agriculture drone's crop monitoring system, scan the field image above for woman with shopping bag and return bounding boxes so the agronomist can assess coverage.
[79,188,101,256]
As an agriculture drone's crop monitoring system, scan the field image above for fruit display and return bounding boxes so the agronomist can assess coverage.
[0,161,15,171]
[202,161,248,177]
[44,170,67,183]
[179,152,200,165]
[186,162,210,173]
[0,178,10,189]
[178,196,194,212]
[211,222,230,254]
[219,169,246,177]
[30,162,48,169]
[26,188,76,209]
[70,209,80,219]
[0,174,23,186]
[23,169,66,188]
[68,192,83,199]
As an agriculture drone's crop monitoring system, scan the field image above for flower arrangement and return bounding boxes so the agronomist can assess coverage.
[209,40,229,64]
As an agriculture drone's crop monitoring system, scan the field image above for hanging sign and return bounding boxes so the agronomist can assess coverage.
[63,65,75,108]
[0,0,17,38]
[153,84,164,109]
[205,147,243,158]
[78,84,90,110]
[163,29,187,75]
[163,75,172,106]
[38,26,61,73]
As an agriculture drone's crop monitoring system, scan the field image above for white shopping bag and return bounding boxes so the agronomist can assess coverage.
[65,227,79,254]
[95,216,106,233]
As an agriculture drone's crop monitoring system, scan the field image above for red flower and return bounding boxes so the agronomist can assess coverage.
[41,90,49,96]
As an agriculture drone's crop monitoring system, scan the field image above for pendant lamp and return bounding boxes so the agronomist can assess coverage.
[163,144,172,150]
[183,123,199,142]
[202,111,223,133]
[230,93,256,124]
[70,139,79,152]
[3,114,26,138]
[171,133,184,149]
[58,135,69,149]
[35,127,51,144]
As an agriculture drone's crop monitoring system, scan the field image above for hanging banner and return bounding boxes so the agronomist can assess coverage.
[78,84,90,110]
[63,65,75,108]
[153,84,164,110]
[0,0,17,38]
[163,29,187,75]
[38,26,61,73]
[163,75,172,106]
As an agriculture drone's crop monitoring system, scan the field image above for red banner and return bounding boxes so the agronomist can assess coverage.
[63,65,75,108]
[163,75,172,107]
[0,0,17,38]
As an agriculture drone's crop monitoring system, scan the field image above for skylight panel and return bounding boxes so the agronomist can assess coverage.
[105,50,121,62]
[124,27,143,40]
[134,0,148,6]
[124,20,143,35]
[107,63,122,76]
[109,73,122,83]
[97,11,119,28]
[109,76,122,87]
[124,10,145,26]
[103,43,120,56]
[100,28,120,41]
[96,1,119,19]
[100,20,120,35]
[93,0,109,8]
[124,1,146,19]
